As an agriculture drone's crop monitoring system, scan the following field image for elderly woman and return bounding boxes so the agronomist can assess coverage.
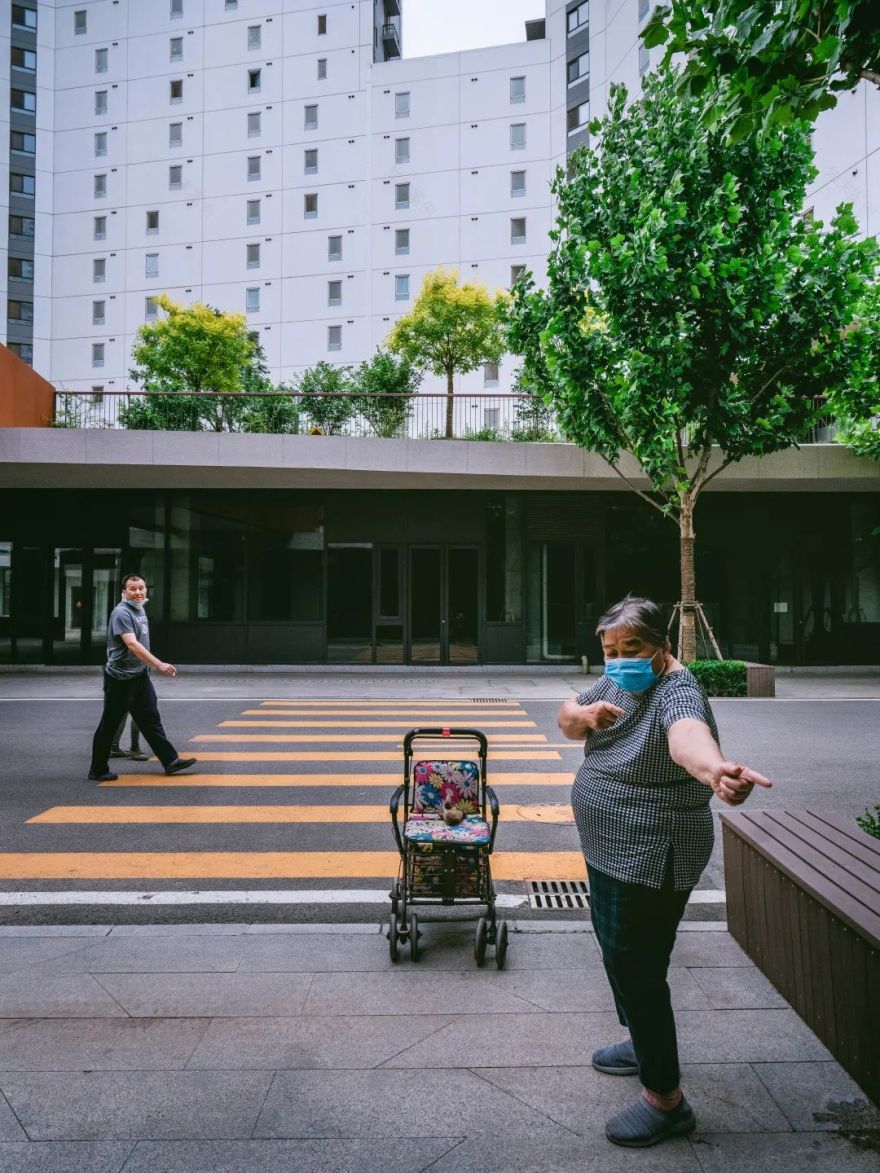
[557,596,771,1148]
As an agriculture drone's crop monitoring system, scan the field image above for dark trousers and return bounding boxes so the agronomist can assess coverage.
[90,672,177,775]
[588,853,691,1095]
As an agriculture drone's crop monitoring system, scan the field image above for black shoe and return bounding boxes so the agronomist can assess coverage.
[164,757,196,776]
[87,771,118,782]
[592,1039,639,1076]
[606,1095,696,1148]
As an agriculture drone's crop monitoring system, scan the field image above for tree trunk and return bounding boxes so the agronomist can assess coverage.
[445,367,454,439]
[679,494,697,663]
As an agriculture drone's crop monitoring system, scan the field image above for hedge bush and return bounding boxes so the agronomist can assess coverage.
[856,804,880,841]
[685,659,748,697]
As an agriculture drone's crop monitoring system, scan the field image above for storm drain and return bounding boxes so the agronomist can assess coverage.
[527,880,590,910]
[469,698,509,704]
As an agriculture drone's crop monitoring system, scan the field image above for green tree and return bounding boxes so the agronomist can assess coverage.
[510,366,558,442]
[825,286,880,461]
[506,70,879,660]
[295,361,354,435]
[350,349,421,438]
[644,0,880,139]
[387,267,508,438]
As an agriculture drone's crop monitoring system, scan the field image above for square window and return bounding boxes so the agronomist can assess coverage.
[246,287,260,313]
[95,48,108,74]
[248,111,261,137]
[169,121,182,146]
[170,36,183,61]
[225,0,237,8]
[395,182,410,209]
[246,198,261,225]
[304,148,318,174]
[567,100,589,132]
[92,342,105,367]
[567,2,588,33]
[93,215,107,240]
[12,7,37,32]
[394,137,410,164]
[395,91,410,118]
[317,13,327,34]
[10,341,33,363]
[247,25,261,49]
[510,122,526,149]
[483,405,500,429]
[8,256,34,281]
[394,274,410,301]
[248,68,261,92]
[304,104,318,129]
[94,173,107,198]
[395,228,409,255]
[510,75,526,103]
[328,234,342,261]
[91,385,104,401]
[94,131,108,157]
[484,361,499,386]
[304,192,318,218]
[567,50,589,85]
[317,57,327,80]
[92,299,105,325]
[145,296,159,319]
[11,46,36,71]
[11,89,36,113]
[146,210,159,234]
[247,155,261,180]
[170,78,183,102]
[510,264,526,286]
[145,252,159,278]
[10,173,35,197]
[74,9,87,33]
[169,164,182,189]
[327,324,342,351]
[327,279,342,306]
[93,257,106,282]
[246,242,260,268]
[10,214,35,238]
[511,169,526,196]
[95,90,108,115]
[7,298,33,322]
[511,217,526,244]
[170,0,183,16]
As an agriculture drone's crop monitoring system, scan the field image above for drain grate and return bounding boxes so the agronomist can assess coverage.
[469,697,510,703]
[527,880,590,910]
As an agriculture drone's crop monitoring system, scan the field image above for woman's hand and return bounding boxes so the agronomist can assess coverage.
[707,760,773,806]
[557,699,625,739]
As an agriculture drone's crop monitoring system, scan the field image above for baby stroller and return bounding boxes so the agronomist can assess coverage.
[388,727,508,968]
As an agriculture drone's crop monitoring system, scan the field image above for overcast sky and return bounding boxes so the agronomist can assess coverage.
[402,0,546,59]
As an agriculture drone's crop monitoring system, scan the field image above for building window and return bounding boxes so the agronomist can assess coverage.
[510,122,526,150]
[90,385,104,402]
[170,78,183,102]
[73,8,87,33]
[93,257,106,283]
[145,252,159,278]
[247,25,261,49]
[145,296,159,320]
[9,342,33,363]
[246,198,261,225]
[395,91,410,118]
[95,90,108,115]
[92,343,105,367]
[304,104,318,130]
[639,43,650,74]
[317,13,327,34]
[248,111,261,137]
[11,47,36,71]
[169,122,183,147]
[317,57,327,80]
[394,274,410,301]
[95,48,108,74]
[10,130,36,155]
[510,76,526,103]
[395,137,410,164]
[328,235,342,261]
[304,193,318,218]
[639,0,650,19]
[395,182,410,209]
[248,68,261,92]
[395,228,410,255]
[327,324,342,351]
[568,51,589,85]
[8,256,34,281]
[246,242,260,268]
[247,155,261,181]
[8,299,33,322]
[92,299,105,325]
[10,214,35,238]
[169,164,182,190]
[11,89,36,114]
[567,100,589,133]
[567,2,588,33]
[304,148,318,174]
[484,362,500,387]
[246,287,260,313]
[327,279,342,306]
[170,0,183,17]
[510,170,526,197]
[170,36,183,62]
[146,210,159,234]
[12,6,37,32]
[225,0,237,8]
[511,217,526,244]
[94,131,108,157]
[93,173,106,198]
[11,173,36,197]
[93,215,107,241]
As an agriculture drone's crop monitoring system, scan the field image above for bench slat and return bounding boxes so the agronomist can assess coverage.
[793,811,880,884]
[764,811,880,903]
[804,811,880,871]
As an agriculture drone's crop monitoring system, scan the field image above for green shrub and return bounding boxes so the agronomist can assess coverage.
[685,659,748,697]
[856,804,880,840]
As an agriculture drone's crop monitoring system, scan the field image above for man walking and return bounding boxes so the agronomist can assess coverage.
[88,574,196,783]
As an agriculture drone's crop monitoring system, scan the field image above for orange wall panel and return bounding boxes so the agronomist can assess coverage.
[0,345,55,427]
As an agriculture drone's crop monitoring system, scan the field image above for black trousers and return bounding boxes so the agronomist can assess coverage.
[588,853,691,1095]
[90,672,178,775]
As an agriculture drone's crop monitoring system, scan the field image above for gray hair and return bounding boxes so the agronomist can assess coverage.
[595,596,666,647]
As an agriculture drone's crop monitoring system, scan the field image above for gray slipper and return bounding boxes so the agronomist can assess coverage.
[591,1038,638,1075]
[606,1095,695,1147]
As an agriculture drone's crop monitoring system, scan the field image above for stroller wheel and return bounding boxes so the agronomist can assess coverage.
[388,912,399,963]
[495,919,509,969]
[409,913,420,962]
[474,916,488,967]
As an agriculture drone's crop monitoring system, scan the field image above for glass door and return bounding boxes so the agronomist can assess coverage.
[410,546,442,664]
[89,548,123,664]
[448,545,479,664]
[409,545,480,665]
[327,544,373,663]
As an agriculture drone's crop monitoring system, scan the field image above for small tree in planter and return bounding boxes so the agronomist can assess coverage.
[349,349,420,438]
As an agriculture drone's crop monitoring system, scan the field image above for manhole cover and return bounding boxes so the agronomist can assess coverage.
[527,880,590,910]
[516,803,575,824]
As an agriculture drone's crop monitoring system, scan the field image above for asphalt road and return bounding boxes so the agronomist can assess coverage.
[0,672,877,924]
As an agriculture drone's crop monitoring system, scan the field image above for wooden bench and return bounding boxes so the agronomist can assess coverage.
[721,809,880,1105]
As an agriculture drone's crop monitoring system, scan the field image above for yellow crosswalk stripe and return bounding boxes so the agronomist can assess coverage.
[148,751,562,762]
[99,771,572,787]
[242,709,529,717]
[191,733,548,744]
[0,851,586,881]
[219,720,537,729]
[258,700,522,707]
[29,804,574,825]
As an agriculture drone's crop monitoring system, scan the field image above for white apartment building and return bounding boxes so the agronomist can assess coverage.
[2,0,877,393]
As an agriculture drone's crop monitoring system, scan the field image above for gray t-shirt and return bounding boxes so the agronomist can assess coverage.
[106,601,150,680]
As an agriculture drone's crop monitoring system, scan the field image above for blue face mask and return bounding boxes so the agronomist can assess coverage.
[604,655,660,693]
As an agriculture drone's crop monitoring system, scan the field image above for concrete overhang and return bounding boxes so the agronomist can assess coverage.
[0,429,878,492]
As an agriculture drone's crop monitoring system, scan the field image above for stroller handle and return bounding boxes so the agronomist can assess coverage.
[403,728,489,756]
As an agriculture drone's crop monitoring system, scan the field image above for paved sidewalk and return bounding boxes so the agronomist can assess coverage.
[0,921,877,1172]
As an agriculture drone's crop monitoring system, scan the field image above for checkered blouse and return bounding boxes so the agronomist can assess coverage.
[571,668,719,891]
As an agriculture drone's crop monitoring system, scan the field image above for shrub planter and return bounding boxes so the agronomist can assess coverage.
[745,662,775,697]
[686,660,775,697]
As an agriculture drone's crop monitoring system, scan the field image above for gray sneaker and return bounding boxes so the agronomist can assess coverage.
[591,1038,639,1075]
[606,1095,695,1147]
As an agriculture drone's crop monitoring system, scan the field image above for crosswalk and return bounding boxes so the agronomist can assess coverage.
[3,697,587,891]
